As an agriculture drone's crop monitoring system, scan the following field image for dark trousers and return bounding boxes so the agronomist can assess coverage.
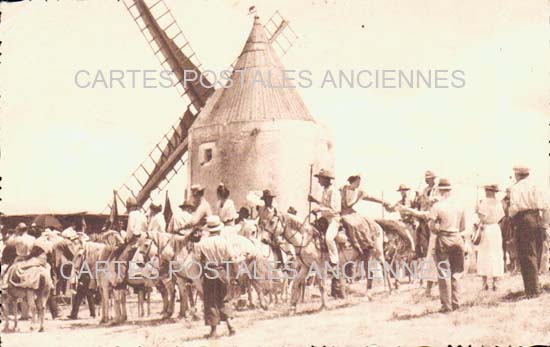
[435,234,464,310]
[48,291,59,318]
[514,211,544,296]
[416,221,430,259]
[202,274,232,326]
[70,275,96,318]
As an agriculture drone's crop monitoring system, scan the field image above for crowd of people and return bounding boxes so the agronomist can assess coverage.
[1,165,548,336]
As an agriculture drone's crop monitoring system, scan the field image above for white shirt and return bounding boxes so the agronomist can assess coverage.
[167,209,192,233]
[147,212,166,233]
[127,210,147,240]
[429,195,465,233]
[509,176,548,217]
[193,234,235,266]
[316,185,340,220]
[217,199,237,224]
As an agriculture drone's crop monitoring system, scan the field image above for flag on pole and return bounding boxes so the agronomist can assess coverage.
[81,216,87,234]
[109,190,119,230]
[164,190,173,224]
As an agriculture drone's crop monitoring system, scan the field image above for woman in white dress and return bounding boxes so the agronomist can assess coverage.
[475,184,505,290]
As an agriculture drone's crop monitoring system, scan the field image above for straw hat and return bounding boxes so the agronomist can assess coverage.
[437,178,452,190]
[314,168,334,180]
[424,170,436,179]
[205,215,223,233]
[396,184,410,192]
[261,189,276,200]
[512,165,529,175]
[483,184,500,192]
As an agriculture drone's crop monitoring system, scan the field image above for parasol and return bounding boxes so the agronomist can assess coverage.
[33,214,63,231]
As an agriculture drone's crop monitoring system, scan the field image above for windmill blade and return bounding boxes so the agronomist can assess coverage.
[224,11,298,78]
[105,116,189,214]
[122,0,214,109]
[110,0,219,212]
[263,11,298,57]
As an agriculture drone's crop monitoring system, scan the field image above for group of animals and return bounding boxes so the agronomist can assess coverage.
[1,212,414,332]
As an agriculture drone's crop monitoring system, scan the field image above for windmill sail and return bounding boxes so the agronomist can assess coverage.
[109,4,299,212]
[263,11,298,57]
[111,0,216,211]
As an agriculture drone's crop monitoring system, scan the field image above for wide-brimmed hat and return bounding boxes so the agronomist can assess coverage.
[15,222,28,232]
[513,165,529,175]
[126,196,138,208]
[190,184,205,194]
[149,198,162,211]
[314,168,334,180]
[205,215,223,233]
[261,189,276,200]
[438,178,452,190]
[424,170,436,179]
[347,174,361,183]
[179,199,195,209]
[396,184,410,192]
[483,184,500,192]
[61,228,79,241]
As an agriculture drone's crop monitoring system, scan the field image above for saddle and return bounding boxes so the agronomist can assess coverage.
[4,260,53,290]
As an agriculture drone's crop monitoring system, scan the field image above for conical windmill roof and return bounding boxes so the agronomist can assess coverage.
[193,16,314,128]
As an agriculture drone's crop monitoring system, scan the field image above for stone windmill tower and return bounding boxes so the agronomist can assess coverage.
[115,0,334,216]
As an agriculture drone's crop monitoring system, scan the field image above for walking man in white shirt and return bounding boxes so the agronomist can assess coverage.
[429,178,466,312]
[509,166,549,298]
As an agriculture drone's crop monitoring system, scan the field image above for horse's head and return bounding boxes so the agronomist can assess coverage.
[138,233,158,263]
[262,212,285,244]
[53,237,84,262]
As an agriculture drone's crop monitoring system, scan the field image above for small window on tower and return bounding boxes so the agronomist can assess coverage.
[204,148,213,163]
[199,142,215,166]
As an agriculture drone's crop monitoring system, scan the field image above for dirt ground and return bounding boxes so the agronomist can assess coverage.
[2,272,549,347]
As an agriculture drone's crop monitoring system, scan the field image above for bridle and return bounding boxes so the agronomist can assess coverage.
[268,214,314,252]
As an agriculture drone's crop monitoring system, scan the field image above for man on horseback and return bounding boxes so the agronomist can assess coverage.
[185,184,212,230]
[167,199,194,234]
[147,199,166,233]
[126,197,147,242]
[258,189,278,230]
[257,189,287,267]
[308,169,340,267]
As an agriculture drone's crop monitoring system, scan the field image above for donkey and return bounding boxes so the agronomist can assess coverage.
[2,238,80,332]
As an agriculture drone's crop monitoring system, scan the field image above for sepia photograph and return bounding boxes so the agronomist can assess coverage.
[0,0,549,346]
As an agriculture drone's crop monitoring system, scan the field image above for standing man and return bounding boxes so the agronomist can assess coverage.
[193,215,237,338]
[385,184,417,251]
[414,170,440,295]
[509,166,549,298]
[429,178,466,312]
[126,197,147,242]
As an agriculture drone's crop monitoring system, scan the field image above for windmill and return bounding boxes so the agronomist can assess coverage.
[112,0,333,216]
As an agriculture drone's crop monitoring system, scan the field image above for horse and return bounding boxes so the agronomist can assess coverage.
[137,229,202,319]
[72,230,132,324]
[2,238,80,332]
[263,212,388,314]
[238,220,291,306]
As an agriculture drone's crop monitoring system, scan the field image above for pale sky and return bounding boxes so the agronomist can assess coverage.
[0,0,548,215]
